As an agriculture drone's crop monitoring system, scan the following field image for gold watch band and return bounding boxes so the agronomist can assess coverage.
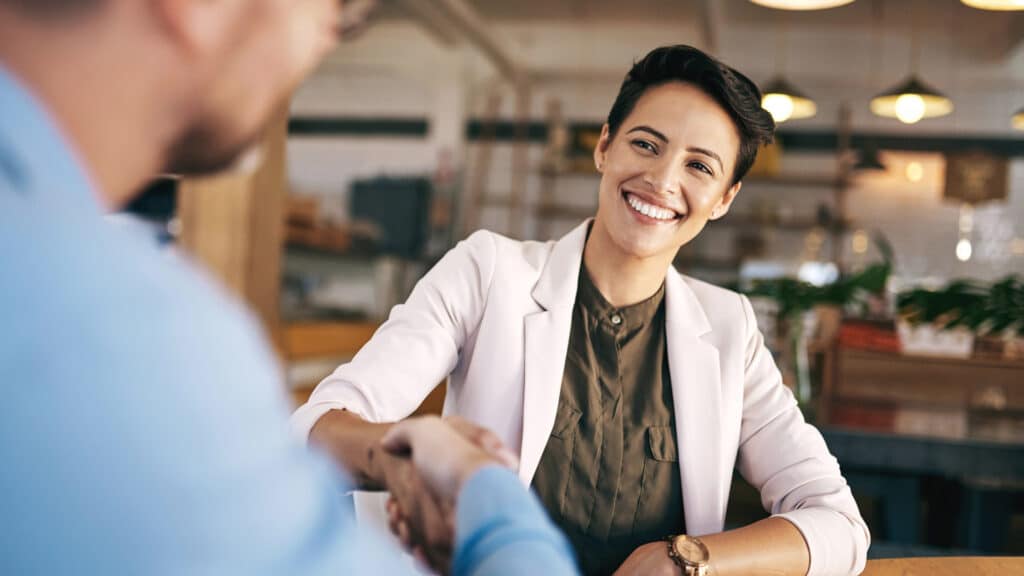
[666,534,710,576]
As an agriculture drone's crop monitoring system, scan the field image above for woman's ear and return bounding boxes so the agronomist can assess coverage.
[710,181,742,220]
[593,124,611,173]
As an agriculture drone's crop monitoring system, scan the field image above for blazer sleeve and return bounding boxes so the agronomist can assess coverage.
[290,230,497,437]
[735,294,870,576]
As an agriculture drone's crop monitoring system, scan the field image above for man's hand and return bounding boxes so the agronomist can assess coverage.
[378,416,518,574]
[613,540,680,576]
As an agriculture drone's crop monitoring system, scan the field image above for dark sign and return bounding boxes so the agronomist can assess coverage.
[944,152,1008,205]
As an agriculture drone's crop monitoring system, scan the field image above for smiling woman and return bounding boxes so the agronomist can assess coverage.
[293,44,870,576]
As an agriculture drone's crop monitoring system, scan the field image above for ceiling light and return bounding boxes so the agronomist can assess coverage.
[870,76,953,124]
[761,78,817,123]
[960,0,1024,10]
[751,0,856,9]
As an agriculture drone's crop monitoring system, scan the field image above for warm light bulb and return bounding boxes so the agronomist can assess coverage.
[1014,110,1024,131]
[956,238,973,262]
[762,94,795,123]
[895,94,926,124]
[905,161,924,182]
[851,230,870,254]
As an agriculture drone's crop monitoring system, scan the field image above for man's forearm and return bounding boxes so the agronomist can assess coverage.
[308,409,394,490]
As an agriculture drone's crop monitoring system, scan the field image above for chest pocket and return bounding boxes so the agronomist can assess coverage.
[632,424,684,536]
[532,402,582,517]
[551,403,582,439]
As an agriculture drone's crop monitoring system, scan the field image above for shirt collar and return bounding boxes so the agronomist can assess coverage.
[0,64,101,216]
[577,264,666,332]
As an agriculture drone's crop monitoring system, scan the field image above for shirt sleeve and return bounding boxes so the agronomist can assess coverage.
[291,230,497,437]
[735,294,871,576]
[452,466,578,576]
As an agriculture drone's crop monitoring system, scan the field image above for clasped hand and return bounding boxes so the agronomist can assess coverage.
[374,416,519,575]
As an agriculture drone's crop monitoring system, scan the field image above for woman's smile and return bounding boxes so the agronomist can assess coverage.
[621,189,686,225]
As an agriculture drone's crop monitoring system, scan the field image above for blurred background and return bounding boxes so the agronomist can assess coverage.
[128,0,1023,561]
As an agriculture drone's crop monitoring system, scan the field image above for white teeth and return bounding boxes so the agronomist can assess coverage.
[626,193,677,221]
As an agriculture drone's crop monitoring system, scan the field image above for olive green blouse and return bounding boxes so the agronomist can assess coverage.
[531,267,685,576]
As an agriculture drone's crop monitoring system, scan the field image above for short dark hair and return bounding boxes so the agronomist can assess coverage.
[606,44,775,186]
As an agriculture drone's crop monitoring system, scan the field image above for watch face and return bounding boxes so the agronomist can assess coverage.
[677,538,710,563]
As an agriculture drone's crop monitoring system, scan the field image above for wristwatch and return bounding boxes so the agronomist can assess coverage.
[666,534,710,576]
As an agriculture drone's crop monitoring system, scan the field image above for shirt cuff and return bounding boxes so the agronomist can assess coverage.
[455,465,531,535]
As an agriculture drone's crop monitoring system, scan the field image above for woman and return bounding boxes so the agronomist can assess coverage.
[292,45,869,576]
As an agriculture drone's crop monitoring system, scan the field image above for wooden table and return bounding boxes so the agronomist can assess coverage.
[863,556,1024,575]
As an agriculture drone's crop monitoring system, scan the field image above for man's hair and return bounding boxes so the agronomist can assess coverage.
[0,0,101,18]
[606,44,775,186]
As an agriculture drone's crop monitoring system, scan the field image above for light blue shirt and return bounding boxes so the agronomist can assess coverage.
[0,65,577,576]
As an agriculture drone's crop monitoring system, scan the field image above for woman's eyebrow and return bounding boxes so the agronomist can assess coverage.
[626,125,669,142]
[688,146,724,173]
[625,126,724,173]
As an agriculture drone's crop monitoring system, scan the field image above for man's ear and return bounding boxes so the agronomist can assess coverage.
[151,0,244,57]
[710,181,741,221]
[593,124,611,173]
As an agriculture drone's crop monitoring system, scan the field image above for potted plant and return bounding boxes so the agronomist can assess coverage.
[745,237,892,409]
[897,275,1024,359]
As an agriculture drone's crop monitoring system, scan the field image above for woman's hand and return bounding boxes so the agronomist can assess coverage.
[613,541,680,576]
[379,416,519,574]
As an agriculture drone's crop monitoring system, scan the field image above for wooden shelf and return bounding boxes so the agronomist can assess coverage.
[745,175,845,188]
[283,321,380,361]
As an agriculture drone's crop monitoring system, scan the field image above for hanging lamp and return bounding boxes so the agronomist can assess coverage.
[960,0,1024,10]
[870,10,953,125]
[1013,107,1024,130]
[761,78,818,123]
[759,15,816,123]
[870,76,954,124]
[750,0,856,9]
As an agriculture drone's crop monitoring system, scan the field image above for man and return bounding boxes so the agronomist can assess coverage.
[0,0,576,574]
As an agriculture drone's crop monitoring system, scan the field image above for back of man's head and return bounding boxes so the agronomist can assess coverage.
[0,0,340,205]
[0,0,101,19]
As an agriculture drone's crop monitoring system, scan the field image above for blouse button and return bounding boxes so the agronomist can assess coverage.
[610,313,623,326]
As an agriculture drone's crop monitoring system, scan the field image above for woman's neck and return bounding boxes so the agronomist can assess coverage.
[582,220,675,308]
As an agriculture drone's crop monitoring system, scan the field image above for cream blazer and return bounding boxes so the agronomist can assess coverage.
[292,220,870,576]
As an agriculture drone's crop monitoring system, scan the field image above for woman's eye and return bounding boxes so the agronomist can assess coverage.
[632,139,657,154]
[689,161,713,176]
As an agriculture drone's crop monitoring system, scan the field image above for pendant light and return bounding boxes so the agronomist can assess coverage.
[870,76,954,124]
[1014,107,1024,130]
[750,0,856,9]
[762,78,818,123]
[760,16,817,123]
[870,5,953,124]
[960,0,1024,10]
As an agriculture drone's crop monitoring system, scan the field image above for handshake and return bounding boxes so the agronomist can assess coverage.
[369,416,521,574]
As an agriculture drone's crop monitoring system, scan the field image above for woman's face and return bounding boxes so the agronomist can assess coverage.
[592,81,742,262]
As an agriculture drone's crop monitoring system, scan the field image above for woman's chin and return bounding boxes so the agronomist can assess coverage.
[611,231,679,261]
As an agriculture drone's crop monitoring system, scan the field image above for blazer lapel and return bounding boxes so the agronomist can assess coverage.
[519,220,590,483]
[664,270,725,536]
